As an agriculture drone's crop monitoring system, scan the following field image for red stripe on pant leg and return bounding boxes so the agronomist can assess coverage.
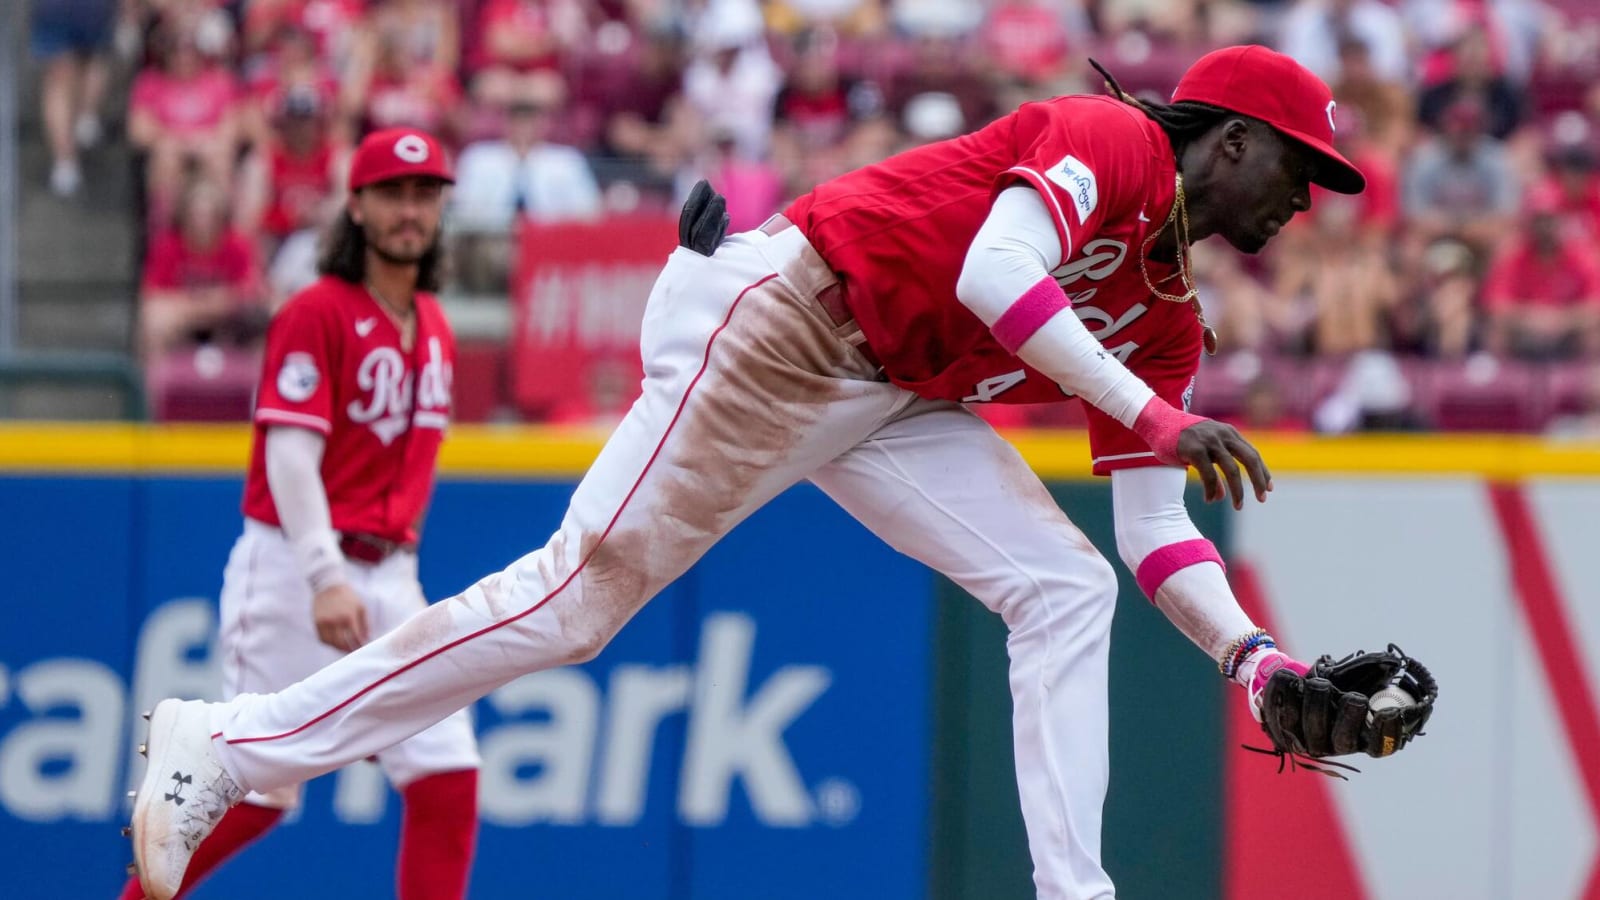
[1486,483,1600,900]
[1224,560,1370,900]
[227,272,782,746]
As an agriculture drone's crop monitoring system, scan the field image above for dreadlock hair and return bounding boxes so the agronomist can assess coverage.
[317,207,445,292]
[1088,58,1235,158]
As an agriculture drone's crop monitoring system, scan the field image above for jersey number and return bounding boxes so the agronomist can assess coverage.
[963,369,1027,403]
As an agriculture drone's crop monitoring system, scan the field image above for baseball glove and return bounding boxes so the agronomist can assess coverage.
[678,179,730,256]
[1254,645,1437,777]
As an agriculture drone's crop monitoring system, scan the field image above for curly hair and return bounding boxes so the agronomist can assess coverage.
[1088,58,1235,158]
[317,209,444,292]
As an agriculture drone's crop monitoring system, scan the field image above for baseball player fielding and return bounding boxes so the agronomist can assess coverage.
[129,46,1435,900]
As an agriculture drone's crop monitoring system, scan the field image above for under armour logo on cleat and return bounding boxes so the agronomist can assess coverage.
[164,771,193,805]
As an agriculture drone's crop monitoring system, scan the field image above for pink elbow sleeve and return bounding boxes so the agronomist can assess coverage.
[991,276,1072,353]
[1135,538,1225,600]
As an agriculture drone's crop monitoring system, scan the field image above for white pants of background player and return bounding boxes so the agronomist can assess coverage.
[210,224,1171,899]
[220,521,480,808]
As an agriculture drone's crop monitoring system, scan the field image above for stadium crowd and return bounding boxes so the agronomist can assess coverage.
[28,0,1600,434]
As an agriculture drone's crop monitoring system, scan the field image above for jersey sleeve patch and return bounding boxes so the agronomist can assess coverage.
[276,351,321,403]
[1044,154,1098,225]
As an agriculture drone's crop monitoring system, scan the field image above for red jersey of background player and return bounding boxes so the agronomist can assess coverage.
[242,275,455,543]
[786,94,1203,473]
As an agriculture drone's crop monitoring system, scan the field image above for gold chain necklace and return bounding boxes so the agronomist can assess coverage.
[365,281,417,349]
[1138,173,1218,355]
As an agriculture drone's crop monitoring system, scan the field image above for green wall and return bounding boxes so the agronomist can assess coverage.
[930,481,1229,900]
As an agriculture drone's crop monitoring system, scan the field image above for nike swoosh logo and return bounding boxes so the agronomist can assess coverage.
[355,318,378,337]
[1138,211,1151,222]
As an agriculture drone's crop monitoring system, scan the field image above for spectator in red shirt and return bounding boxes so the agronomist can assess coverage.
[1544,137,1600,241]
[469,0,587,108]
[1286,109,1400,248]
[771,27,889,194]
[980,0,1074,90]
[1325,152,1399,242]
[243,0,364,74]
[128,22,242,224]
[140,178,266,361]
[238,87,345,261]
[1483,189,1600,360]
[243,24,345,150]
[774,29,860,151]
[346,30,462,140]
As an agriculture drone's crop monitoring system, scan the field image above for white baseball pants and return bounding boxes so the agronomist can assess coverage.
[211,225,1122,899]
[219,521,480,806]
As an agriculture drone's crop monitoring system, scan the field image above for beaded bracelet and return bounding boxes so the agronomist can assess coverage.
[1222,630,1273,672]
[1218,628,1274,678]
[1217,628,1264,675]
[1222,634,1269,679]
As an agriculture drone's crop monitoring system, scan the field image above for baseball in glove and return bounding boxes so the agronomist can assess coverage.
[1252,644,1437,778]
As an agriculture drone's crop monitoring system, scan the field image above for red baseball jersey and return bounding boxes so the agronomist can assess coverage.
[785,94,1203,474]
[243,275,455,543]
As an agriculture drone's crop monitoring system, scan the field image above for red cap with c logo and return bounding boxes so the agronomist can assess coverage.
[1173,45,1365,195]
[347,128,454,191]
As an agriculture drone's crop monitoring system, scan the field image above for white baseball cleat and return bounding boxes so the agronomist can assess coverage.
[129,699,243,900]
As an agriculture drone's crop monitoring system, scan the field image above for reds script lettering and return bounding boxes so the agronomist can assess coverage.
[416,337,452,414]
[1056,240,1147,366]
[1054,238,1127,284]
[347,337,452,445]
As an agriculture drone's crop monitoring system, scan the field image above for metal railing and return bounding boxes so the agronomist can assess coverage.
[0,0,21,355]
[0,351,145,419]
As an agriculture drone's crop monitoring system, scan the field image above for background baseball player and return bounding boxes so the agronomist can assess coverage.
[131,47,1428,900]
[118,128,480,899]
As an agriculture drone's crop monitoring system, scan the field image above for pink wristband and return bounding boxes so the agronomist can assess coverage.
[1131,397,1208,466]
[1248,650,1309,696]
[1134,538,1224,600]
[990,276,1072,353]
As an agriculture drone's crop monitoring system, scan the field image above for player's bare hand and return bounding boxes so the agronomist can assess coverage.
[1175,421,1272,509]
[313,584,370,652]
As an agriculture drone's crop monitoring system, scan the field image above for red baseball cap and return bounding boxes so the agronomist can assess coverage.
[1173,45,1365,195]
[347,128,454,191]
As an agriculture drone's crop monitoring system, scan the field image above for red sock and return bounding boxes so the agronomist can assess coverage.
[116,803,283,899]
[397,769,479,900]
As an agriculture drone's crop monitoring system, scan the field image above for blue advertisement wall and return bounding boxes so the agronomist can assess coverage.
[0,474,934,900]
